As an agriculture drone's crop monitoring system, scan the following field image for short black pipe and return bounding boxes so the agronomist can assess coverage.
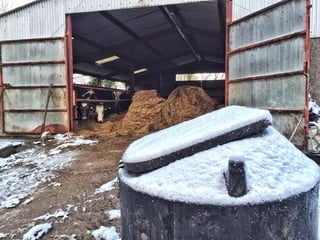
[224,156,247,197]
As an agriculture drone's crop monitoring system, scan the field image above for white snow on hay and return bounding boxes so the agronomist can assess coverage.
[119,127,320,205]
[95,178,118,194]
[34,209,69,221]
[22,223,52,240]
[106,209,121,220]
[122,106,272,164]
[91,226,120,240]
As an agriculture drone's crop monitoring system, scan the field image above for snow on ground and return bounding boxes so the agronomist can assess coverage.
[0,134,98,209]
[33,209,69,221]
[22,223,52,240]
[106,209,121,220]
[0,233,8,238]
[122,106,272,164]
[91,226,121,240]
[95,178,118,194]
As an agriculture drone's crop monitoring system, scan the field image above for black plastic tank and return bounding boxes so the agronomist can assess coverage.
[119,106,320,240]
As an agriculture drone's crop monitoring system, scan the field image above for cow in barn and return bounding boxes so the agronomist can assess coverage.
[95,103,105,123]
[77,89,97,120]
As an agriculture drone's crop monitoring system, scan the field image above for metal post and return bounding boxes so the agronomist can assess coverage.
[65,15,74,131]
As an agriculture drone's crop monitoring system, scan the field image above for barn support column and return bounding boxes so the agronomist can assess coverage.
[65,15,74,131]
[129,67,136,94]
[159,72,176,98]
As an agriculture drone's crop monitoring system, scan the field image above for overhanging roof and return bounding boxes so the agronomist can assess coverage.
[71,1,226,82]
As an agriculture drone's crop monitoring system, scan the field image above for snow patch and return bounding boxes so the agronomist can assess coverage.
[49,134,98,155]
[0,135,97,209]
[95,178,118,194]
[91,226,120,240]
[22,223,52,240]
[34,209,69,221]
[22,197,34,205]
[106,209,121,220]
[0,233,8,239]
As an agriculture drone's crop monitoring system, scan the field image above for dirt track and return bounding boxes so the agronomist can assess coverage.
[0,136,137,239]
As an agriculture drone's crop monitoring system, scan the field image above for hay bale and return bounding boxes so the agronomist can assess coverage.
[162,85,219,126]
[118,90,167,135]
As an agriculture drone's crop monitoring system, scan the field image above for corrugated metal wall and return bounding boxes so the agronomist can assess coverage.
[0,0,66,40]
[233,0,319,38]
[227,0,308,147]
[65,0,208,14]
[1,39,68,133]
[310,0,320,38]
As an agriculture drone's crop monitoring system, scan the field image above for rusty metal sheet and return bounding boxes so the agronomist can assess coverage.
[228,76,306,110]
[229,37,305,80]
[1,40,65,63]
[3,88,67,110]
[4,112,68,133]
[2,64,66,86]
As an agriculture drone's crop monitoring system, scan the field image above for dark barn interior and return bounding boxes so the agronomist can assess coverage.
[70,0,226,97]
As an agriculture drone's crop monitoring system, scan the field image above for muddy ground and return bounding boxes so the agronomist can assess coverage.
[0,135,138,239]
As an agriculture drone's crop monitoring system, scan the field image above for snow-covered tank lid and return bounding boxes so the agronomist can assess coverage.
[119,126,320,205]
[122,106,272,173]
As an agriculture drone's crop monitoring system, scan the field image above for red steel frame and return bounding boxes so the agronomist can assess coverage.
[0,43,3,134]
[225,0,311,150]
[65,15,74,132]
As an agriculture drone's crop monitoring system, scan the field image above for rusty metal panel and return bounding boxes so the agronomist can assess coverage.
[1,40,65,63]
[3,88,66,110]
[229,37,305,80]
[2,64,66,86]
[4,112,68,133]
[228,76,306,110]
[230,0,306,50]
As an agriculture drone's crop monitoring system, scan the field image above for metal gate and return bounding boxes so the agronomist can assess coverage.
[0,38,69,134]
[226,0,310,148]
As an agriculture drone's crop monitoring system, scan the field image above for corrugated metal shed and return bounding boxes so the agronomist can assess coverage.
[0,0,209,41]
[233,0,319,38]
[0,0,225,134]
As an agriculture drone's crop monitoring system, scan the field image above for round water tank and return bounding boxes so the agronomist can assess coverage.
[119,127,320,240]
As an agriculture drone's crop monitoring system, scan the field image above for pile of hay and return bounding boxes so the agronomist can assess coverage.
[78,86,219,138]
[162,86,218,126]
